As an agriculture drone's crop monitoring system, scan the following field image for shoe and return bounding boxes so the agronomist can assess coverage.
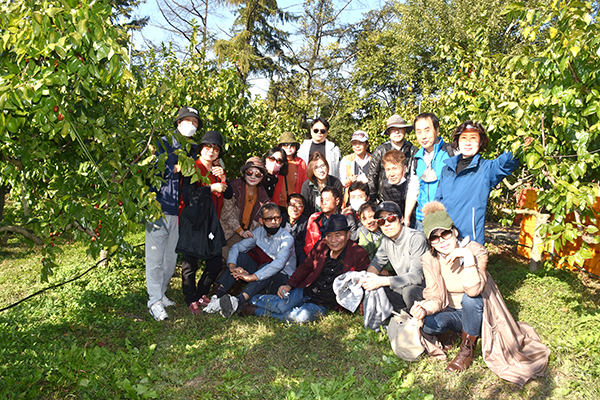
[203,295,222,314]
[149,301,169,321]
[437,330,457,353]
[219,294,239,318]
[238,303,258,317]
[188,301,202,315]
[446,330,478,372]
[198,295,211,307]
[161,295,176,307]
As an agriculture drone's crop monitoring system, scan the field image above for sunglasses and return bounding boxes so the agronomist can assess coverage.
[313,128,327,134]
[202,143,221,152]
[245,170,264,178]
[268,156,284,165]
[280,143,296,147]
[430,229,453,244]
[376,214,399,226]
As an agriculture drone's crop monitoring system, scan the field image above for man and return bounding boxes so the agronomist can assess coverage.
[379,150,418,227]
[360,201,428,312]
[239,214,370,323]
[211,203,296,317]
[368,114,418,197]
[304,186,341,255]
[146,106,201,321]
[404,113,452,231]
[283,193,309,266]
[297,117,341,178]
[341,181,369,241]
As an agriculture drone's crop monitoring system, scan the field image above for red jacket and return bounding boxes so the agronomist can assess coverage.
[287,239,370,289]
[304,212,325,255]
[270,156,307,205]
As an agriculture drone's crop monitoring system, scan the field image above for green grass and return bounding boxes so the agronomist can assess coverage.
[0,231,598,399]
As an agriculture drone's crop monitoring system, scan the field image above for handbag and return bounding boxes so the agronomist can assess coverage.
[387,310,425,362]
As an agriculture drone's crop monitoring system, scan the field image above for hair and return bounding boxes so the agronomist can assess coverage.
[241,165,263,186]
[262,146,289,176]
[414,113,439,133]
[280,142,300,156]
[358,201,377,218]
[288,193,306,207]
[306,151,329,182]
[320,185,341,201]
[259,202,281,218]
[310,116,330,131]
[348,181,370,198]
[452,120,489,153]
[381,149,406,167]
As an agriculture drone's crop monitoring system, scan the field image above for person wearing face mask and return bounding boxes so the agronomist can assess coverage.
[434,121,521,244]
[202,203,296,318]
[297,117,341,179]
[341,181,369,242]
[145,106,201,322]
[262,146,292,217]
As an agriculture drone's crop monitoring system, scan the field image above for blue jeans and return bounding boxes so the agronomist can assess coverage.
[217,253,273,300]
[250,288,327,323]
[413,219,424,233]
[422,294,483,337]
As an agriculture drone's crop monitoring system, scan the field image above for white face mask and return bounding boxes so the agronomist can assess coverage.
[178,122,197,137]
[349,198,366,212]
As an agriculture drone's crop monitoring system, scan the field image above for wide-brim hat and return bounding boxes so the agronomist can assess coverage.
[240,156,267,176]
[374,201,402,219]
[422,201,454,239]
[384,114,413,135]
[173,106,202,129]
[200,130,223,148]
[351,130,369,143]
[321,214,351,233]
[278,131,299,146]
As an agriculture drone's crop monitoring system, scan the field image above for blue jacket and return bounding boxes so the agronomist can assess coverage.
[435,152,519,244]
[153,135,181,216]
[413,138,451,221]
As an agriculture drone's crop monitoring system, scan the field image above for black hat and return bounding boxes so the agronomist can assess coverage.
[322,214,351,233]
[173,106,202,129]
[374,201,402,219]
[200,130,224,148]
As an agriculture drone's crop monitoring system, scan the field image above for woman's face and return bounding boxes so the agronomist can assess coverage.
[311,121,328,144]
[458,131,480,157]
[266,151,284,174]
[200,144,220,164]
[281,143,296,158]
[313,159,329,181]
[244,167,263,187]
[351,140,368,157]
[360,208,378,232]
[430,229,458,256]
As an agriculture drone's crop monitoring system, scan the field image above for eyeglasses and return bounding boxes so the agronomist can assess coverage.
[430,229,453,244]
[268,156,284,165]
[203,144,220,152]
[376,214,399,226]
[315,163,328,171]
[313,128,327,134]
[262,216,282,223]
[245,170,264,178]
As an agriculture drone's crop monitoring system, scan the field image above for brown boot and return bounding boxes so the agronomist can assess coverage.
[446,330,478,372]
[436,330,457,352]
[239,303,258,317]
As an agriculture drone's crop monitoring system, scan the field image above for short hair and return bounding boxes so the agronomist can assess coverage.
[348,181,369,198]
[259,202,281,218]
[414,113,439,133]
[358,201,377,217]
[320,185,341,201]
[382,149,406,166]
[306,151,329,182]
[262,146,288,176]
[288,193,306,207]
[310,116,330,131]
[452,121,489,153]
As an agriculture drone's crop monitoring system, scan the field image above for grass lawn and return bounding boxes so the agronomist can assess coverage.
[0,229,598,399]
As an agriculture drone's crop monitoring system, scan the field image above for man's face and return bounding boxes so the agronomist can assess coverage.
[415,117,438,152]
[360,207,378,233]
[287,198,305,220]
[378,211,402,240]
[178,116,199,129]
[325,230,349,254]
[384,162,405,185]
[388,127,406,145]
[261,209,282,229]
[311,121,328,144]
[349,189,368,203]
[320,191,339,214]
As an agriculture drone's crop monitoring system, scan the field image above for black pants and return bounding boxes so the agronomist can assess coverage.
[181,254,223,306]
[384,284,424,312]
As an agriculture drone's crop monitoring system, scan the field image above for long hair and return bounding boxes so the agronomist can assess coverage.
[262,146,289,176]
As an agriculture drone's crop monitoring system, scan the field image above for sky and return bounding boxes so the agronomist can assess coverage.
[131,0,383,97]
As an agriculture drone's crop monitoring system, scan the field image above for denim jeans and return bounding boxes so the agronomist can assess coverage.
[422,294,484,337]
[413,219,424,233]
[250,288,327,323]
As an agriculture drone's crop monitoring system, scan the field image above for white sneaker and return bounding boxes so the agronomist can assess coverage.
[202,295,222,314]
[219,295,239,318]
[161,295,176,307]
[149,301,169,321]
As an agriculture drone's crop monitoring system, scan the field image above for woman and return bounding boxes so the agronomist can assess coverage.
[261,147,288,200]
[300,151,343,215]
[339,130,371,188]
[434,121,520,244]
[410,201,549,385]
[271,132,308,211]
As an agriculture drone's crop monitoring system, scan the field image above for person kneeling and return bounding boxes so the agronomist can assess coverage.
[242,214,370,323]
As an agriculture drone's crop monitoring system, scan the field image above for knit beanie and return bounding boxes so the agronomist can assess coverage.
[422,201,454,239]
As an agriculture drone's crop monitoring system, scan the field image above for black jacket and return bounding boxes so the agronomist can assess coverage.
[367,140,418,198]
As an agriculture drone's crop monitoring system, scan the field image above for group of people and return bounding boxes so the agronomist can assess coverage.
[144,107,549,386]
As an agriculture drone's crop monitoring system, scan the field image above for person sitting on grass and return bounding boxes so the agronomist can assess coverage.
[409,201,549,386]
[282,193,309,266]
[379,149,419,228]
[238,214,370,323]
[205,202,296,318]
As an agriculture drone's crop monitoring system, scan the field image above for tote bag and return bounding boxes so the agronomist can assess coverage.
[387,310,424,362]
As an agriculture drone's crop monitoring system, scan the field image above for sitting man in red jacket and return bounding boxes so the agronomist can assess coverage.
[240,214,370,323]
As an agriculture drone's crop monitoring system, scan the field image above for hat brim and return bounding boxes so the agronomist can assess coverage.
[384,125,413,135]
[322,225,351,234]
[240,163,267,176]
[173,115,202,129]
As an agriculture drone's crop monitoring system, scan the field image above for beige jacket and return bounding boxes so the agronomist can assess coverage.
[419,241,550,387]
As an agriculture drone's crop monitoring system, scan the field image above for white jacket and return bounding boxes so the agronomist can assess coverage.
[297,139,341,179]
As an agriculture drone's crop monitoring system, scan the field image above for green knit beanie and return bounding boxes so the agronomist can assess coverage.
[422,201,454,239]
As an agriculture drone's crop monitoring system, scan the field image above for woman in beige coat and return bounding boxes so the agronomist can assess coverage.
[410,201,550,386]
